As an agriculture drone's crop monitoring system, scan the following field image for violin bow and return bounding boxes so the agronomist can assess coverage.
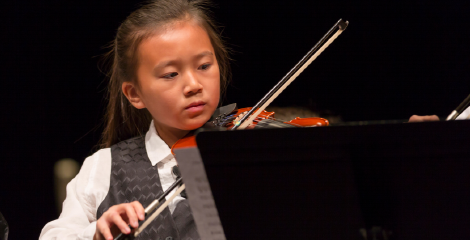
[232,19,349,130]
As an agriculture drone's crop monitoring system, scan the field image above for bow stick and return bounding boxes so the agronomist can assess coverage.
[446,93,470,120]
[232,19,349,130]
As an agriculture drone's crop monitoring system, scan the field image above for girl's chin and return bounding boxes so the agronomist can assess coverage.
[181,119,209,131]
[181,112,213,130]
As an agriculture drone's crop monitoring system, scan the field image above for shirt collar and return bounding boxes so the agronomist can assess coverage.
[145,120,173,166]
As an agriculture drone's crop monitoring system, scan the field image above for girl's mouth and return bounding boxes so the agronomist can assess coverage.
[185,101,206,113]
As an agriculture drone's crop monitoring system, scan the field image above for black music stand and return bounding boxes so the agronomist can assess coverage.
[176,120,470,240]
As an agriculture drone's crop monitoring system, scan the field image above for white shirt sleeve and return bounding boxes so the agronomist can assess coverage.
[39,148,112,240]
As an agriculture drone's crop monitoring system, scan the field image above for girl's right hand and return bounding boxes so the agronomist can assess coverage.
[93,201,145,240]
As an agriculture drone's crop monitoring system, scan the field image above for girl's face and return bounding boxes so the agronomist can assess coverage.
[126,20,220,131]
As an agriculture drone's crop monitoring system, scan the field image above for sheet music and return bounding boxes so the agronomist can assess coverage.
[173,147,226,240]
[456,106,470,120]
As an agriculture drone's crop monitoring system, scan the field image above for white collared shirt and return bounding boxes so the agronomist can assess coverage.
[39,121,184,240]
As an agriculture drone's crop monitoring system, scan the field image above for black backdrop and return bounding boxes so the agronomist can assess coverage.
[0,0,469,239]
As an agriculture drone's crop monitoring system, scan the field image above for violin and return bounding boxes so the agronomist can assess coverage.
[169,105,330,155]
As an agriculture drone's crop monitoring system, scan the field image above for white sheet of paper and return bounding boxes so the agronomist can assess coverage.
[173,147,226,240]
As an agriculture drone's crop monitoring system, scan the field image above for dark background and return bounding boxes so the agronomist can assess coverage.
[0,0,469,239]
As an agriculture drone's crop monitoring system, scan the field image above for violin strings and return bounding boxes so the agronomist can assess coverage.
[235,115,312,128]
[253,116,305,127]
[252,117,305,128]
[221,112,320,128]
[227,112,298,126]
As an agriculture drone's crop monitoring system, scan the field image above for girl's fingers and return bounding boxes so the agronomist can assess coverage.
[97,219,114,240]
[123,204,139,228]
[110,211,131,234]
[408,115,439,122]
[131,201,145,221]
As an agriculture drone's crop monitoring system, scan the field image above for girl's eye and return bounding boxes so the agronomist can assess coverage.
[199,64,211,70]
[162,72,178,79]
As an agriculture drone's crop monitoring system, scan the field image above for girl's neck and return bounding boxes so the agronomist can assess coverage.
[154,121,190,148]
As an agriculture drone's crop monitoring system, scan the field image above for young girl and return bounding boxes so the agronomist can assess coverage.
[40,0,230,239]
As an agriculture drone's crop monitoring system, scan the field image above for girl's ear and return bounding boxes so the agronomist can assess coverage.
[122,82,146,109]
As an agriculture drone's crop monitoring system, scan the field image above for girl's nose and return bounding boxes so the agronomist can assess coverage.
[183,71,203,96]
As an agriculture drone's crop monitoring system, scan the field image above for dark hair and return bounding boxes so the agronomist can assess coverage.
[100,0,231,148]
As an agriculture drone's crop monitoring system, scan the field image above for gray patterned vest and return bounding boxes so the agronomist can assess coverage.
[97,136,200,240]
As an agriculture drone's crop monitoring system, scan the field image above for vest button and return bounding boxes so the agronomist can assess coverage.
[165,237,173,240]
